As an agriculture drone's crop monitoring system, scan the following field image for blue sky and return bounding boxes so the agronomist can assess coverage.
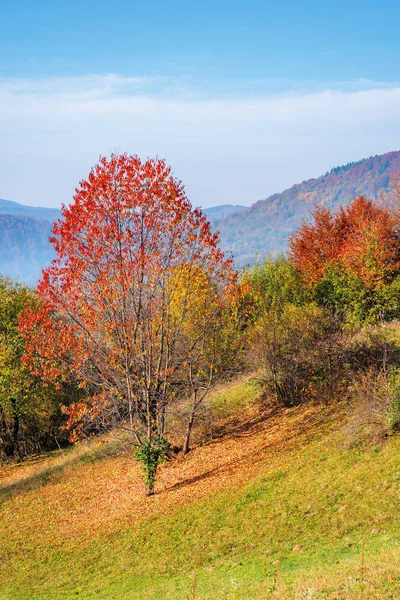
[1,0,400,207]
[3,0,400,82]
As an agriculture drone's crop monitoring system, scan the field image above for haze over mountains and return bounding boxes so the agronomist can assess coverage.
[1,150,400,284]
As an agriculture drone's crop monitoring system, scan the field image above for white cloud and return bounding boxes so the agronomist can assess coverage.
[1,75,400,208]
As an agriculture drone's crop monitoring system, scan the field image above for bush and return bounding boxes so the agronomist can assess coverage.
[249,303,346,406]
[314,267,400,326]
[344,367,400,446]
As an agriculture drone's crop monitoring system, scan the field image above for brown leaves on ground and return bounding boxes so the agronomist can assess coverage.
[0,398,343,553]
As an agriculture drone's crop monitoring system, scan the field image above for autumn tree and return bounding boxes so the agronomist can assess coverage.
[20,154,234,494]
[168,263,239,454]
[289,196,400,323]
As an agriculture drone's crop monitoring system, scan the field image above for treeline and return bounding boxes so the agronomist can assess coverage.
[3,194,400,461]
[2,155,400,495]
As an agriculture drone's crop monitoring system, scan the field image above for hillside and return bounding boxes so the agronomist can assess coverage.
[217,150,400,265]
[0,214,55,284]
[203,204,247,226]
[0,200,60,284]
[1,378,399,599]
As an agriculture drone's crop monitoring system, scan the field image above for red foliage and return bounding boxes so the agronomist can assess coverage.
[19,154,234,443]
[289,196,400,286]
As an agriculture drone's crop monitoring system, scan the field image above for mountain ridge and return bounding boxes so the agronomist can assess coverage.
[0,198,61,223]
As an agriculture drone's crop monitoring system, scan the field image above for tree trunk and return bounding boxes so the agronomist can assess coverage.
[0,405,14,457]
[11,399,20,459]
[145,482,155,496]
[183,403,196,455]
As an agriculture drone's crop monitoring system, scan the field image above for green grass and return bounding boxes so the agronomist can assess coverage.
[1,380,400,599]
[209,376,263,420]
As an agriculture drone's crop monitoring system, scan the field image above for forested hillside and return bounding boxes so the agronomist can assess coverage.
[217,150,400,264]
[203,204,247,226]
[0,200,60,284]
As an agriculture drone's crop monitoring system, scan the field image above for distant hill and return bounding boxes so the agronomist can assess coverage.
[217,150,400,265]
[1,150,400,283]
[0,198,61,223]
[0,200,60,284]
[0,214,55,284]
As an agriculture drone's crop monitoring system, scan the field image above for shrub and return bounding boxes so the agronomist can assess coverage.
[248,303,346,406]
[344,367,400,446]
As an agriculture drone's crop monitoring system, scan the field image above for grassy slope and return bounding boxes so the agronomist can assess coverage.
[1,379,399,600]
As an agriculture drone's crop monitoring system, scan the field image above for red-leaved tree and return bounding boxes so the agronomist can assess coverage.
[289,196,400,287]
[20,154,235,494]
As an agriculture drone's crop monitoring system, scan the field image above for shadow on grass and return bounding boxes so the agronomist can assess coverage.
[0,442,122,504]
[164,401,341,495]
[210,402,280,440]
[210,395,336,440]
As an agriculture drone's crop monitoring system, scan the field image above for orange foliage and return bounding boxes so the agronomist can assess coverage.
[289,196,400,286]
